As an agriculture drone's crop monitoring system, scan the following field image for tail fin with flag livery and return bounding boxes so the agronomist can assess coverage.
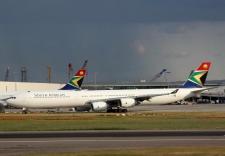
[60,60,88,90]
[182,62,211,88]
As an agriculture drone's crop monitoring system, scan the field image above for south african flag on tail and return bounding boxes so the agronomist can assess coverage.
[60,60,88,90]
[183,62,211,88]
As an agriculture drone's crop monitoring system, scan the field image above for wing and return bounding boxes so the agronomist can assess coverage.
[134,89,178,102]
[86,89,179,104]
[191,86,218,94]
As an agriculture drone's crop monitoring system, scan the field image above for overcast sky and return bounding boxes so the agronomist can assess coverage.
[0,0,225,83]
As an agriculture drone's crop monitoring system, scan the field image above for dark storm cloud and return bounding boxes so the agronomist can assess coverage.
[0,0,225,24]
[0,0,225,83]
[0,23,142,82]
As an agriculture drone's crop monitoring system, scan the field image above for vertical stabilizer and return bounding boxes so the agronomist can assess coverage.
[183,62,211,88]
[60,60,88,90]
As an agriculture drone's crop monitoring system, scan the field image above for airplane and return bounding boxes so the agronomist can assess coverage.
[142,62,212,105]
[6,62,212,113]
[150,69,169,82]
[0,60,88,113]
[75,61,212,110]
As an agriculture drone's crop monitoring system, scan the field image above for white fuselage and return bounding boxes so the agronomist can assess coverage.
[6,88,202,109]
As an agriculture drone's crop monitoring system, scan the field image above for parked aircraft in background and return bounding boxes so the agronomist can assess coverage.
[6,62,211,113]
[0,60,87,113]
[60,60,87,90]
[143,62,211,105]
[150,69,170,82]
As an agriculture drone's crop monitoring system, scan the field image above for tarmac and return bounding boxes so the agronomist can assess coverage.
[2,103,225,155]
[4,103,225,113]
[1,130,225,156]
[129,103,225,112]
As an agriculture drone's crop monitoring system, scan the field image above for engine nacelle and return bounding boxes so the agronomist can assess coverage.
[120,98,136,108]
[91,102,107,111]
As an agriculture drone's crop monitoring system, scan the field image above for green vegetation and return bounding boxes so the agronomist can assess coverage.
[29,147,225,156]
[1,112,225,131]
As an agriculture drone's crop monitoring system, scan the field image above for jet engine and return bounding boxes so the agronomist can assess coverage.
[120,98,136,108]
[91,101,107,111]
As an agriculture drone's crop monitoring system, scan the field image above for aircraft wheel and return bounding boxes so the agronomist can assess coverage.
[122,109,128,113]
[107,109,113,113]
[22,108,28,114]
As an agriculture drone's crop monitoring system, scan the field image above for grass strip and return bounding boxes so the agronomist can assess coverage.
[1,112,225,131]
[29,147,225,156]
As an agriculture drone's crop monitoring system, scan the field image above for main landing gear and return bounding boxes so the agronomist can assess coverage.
[22,108,28,114]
